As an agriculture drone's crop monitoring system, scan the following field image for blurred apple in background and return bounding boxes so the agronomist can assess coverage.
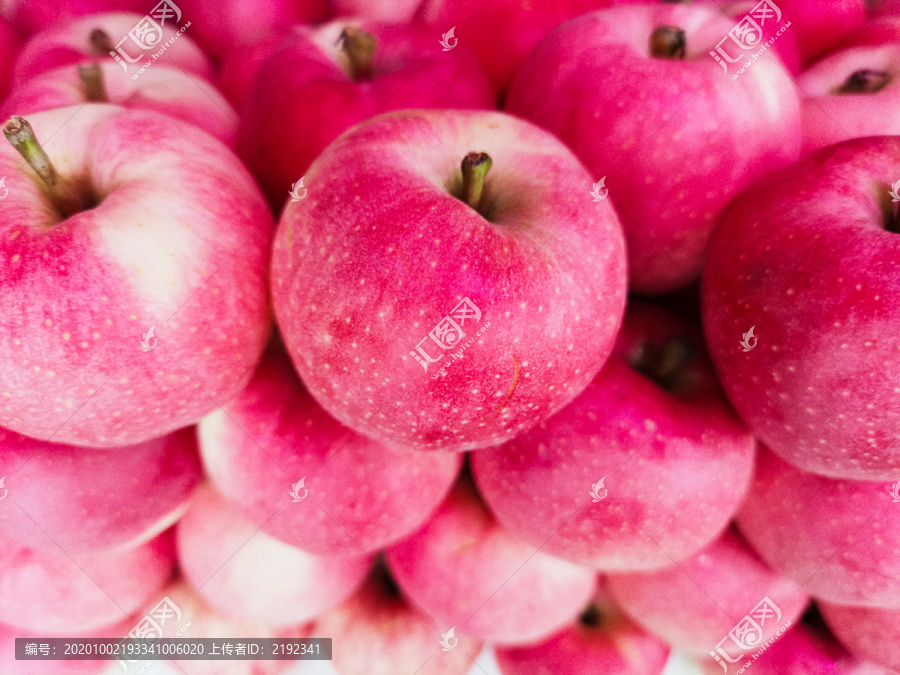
[0,16,20,101]
[472,302,755,570]
[218,31,292,110]
[702,135,900,480]
[821,602,900,672]
[334,0,420,22]
[0,0,145,36]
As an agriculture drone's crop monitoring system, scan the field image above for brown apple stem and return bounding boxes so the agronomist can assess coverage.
[888,200,900,234]
[632,335,695,390]
[3,116,85,217]
[90,28,114,55]
[579,603,602,629]
[339,27,376,80]
[461,152,492,212]
[837,69,890,94]
[78,63,107,102]
[650,26,686,59]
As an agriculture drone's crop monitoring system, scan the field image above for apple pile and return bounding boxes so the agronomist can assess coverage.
[1,0,899,674]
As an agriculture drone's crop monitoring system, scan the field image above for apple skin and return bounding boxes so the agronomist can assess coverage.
[0,0,145,36]
[736,447,900,609]
[471,302,755,571]
[313,562,482,675]
[239,19,497,210]
[386,473,596,644]
[494,579,670,675]
[11,12,213,87]
[0,425,199,554]
[0,528,175,633]
[838,15,900,49]
[607,527,809,654]
[701,135,900,480]
[177,483,372,626]
[218,31,292,110]
[0,16,20,101]
[0,105,273,448]
[797,44,900,155]
[334,0,421,22]
[272,109,627,452]
[770,0,865,64]
[198,340,462,556]
[506,4,801,294]
[821,603,900,672]
[0,62,239,149]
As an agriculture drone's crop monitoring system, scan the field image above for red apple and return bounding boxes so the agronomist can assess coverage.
[313,560,482,675]
[239,19,497,209]
[177,483,372,626]
[198,340,462,556]
[494,579,670,675]
[1,0,145,36]
[701,135,900,480]
[797,43,900,155]
[772,0,865,64]
[12,12,213,87]
[471,302,755,570]
[607,527,808,654]
[218,30,292,110]
[821,602,900,672]
[0,62,239,149]
[737,448,900,609]
[838,15,900,49]
[386,472,596,644]
[506,4,801,294]
[334,0,421,22]
[0,425,199,554]
[0,16,21,102]
[0,105,273,448]
[271,109,627,452]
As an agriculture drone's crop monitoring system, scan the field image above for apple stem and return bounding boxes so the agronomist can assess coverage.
[78,63,107,102]
[3,116,86,217]
[339,27,376,80]
[461,152,492,212]
[579,603,602,628]
[632,335,695,390]
[90,28,114,55]
[650,26,686,59]
[837,69,890,94]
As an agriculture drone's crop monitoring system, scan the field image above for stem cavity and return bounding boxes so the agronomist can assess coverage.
[339,27,376,80]
[90,28,114,55]
[837,69,890,94]
[632,335,696,391]
[461,152,492,213]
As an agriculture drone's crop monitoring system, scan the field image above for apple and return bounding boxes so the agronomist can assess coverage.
[238,19,497,209]
[736,447,900,609]
[821,602,900,672]
[0,0,145,37]
[0,16,20,102]
[770,0,865,64]
[0,105,273,448]
[869,0,900,18]
[0,528,175,633]
[0,62,239,150]
[218,31,292,110]
[701,135,900,480]
[313,559,482,675]
[334,0,421,22]
[386,470,596,644]
[198,339,462,556]
[177,483,372,626]
[494,578,670,675]
[838,15,900,49]
[471,301,755,570]
[505,4,801,294]
[796,43,900,155]
[606,527,809,654]
[271,109,627,451]
[11,12,213,88]
[0,425,199,554]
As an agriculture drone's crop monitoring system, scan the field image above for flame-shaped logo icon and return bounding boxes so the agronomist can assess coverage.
[739,326,757,352]
[890,179,900,203]
[0,176,7,200]
[889,481,900,503]
[590,177,608,202]
[439,26,458,51]
[289,477,308,502]
[140,326,157,352]
[289,177,308,203]
[589,477,608,502]
[439,627,458,651]
[0,476,7,501]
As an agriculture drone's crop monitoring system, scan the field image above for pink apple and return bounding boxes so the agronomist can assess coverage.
[0,528,174,633]
[11,12,213,87]
[218,31,291,110]
[607,527,808,654]
[0,16,21,102]
[869,0,900,18]
[0,0,145,37]
[239,19,497,209]
[506,4,801,294]
[797,43,900,155]
[0,62,239,149]
[313,561,482,675]
[198,340,462,555]
[701,135,900,480]
[736,447,900,608]
[177,483,372,626]
[271,109,627,451]
[494,579,670,675]
[821,602,900,672]
[0,105,273,447]
[0,425,199,554]
[386,472,596,644]
[838,15,900,49]
[471,302,755,570]
[334,0,421,22]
